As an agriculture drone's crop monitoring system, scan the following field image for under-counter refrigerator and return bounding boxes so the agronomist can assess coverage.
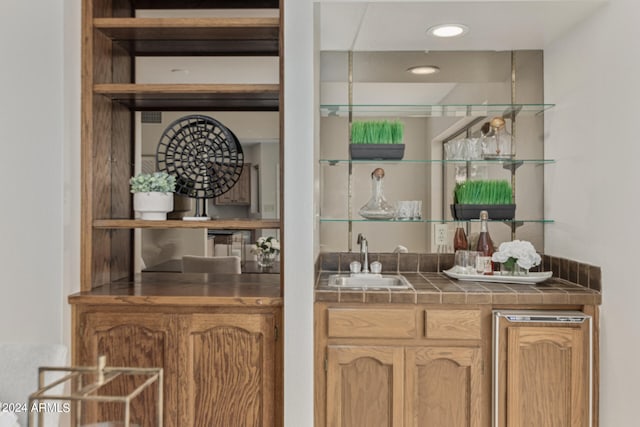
[493,310,593,427]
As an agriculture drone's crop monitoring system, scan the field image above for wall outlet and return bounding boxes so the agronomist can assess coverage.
[434,223,448,246]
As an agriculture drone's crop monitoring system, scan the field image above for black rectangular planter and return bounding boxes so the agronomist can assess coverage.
[349,144,405,160]
[451,204,516,220]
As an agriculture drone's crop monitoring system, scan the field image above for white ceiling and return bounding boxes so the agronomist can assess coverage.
[318,1,605,105]
[135,1,606,107]
[319,1,606,51]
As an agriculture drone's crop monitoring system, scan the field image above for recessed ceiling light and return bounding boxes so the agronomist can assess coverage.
[407,65,440,75]
[427,24,468,38]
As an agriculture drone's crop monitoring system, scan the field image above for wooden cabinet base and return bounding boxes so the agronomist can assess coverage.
[316,303,598,427]
[74,305,282,427]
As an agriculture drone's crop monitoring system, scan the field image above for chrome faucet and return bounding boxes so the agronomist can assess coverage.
[357,233,369,273]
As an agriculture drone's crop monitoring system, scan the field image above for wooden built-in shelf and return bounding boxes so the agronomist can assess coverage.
[94,18,280,56]
[93,219,281,229]
[79,1,285,423]
[131,0,279,9]
[94,83,279,110]
[81,0,284,299]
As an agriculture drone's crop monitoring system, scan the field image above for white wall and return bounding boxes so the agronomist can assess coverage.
[0,0,66,345]
[62,0,81,355]
[544,0,640,424]
[284,0,316,425]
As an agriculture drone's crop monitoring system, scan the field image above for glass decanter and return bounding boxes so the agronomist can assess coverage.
[359,167,396,220]
[489,116,513,159]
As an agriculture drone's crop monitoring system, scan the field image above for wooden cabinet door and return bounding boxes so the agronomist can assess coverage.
[326,346,404,427]
[77,311,177,427]
[496,320,591,427]
[215,163,251,205]
[178,312,275,427]
[405,347,483,427]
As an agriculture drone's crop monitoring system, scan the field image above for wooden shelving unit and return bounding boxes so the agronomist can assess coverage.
[77,4,284,425]
[81,0,284,290]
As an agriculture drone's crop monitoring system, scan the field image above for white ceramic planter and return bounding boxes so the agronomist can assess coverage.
[133,192,174,220]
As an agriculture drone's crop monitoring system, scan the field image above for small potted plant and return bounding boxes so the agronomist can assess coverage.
[252,236,280,268]
[350,120,405,160]
[130,172,176,220]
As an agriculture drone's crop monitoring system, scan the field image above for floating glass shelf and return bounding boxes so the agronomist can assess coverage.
[320,158,555,165]
[319,103,555,118]
[319,218,554,224]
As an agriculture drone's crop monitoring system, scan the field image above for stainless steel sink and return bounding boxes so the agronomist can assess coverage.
[327,274,412,289]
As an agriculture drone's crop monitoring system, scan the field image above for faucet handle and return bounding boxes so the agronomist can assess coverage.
[357,233,366,244]
[349,261,362,273]
[370,261,382,274]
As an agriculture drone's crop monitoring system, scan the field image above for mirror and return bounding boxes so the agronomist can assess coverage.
[136,112,280,273]
[319,50,545,253]
[128,9,281,274]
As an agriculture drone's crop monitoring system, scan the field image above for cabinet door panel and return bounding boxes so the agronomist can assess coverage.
[215,163,251,205]
[327,346,404,427]
[506,326,589,427]
[405,347,482,427]
[179,313,275,427]
[77,312,176,427]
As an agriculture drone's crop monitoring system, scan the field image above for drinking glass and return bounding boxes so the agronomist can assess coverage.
[467,251,479,274]
[395,201,412,220]
[454,250,469,268]
[454,250,479,274]
[411,200,422,220]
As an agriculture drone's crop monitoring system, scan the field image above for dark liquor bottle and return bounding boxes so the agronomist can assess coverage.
[475,210,494,274]
[453,223,468,251]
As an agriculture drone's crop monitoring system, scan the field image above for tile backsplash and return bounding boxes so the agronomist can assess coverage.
[317,252,602,292]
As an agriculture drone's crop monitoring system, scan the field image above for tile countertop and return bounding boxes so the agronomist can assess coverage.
[314,253,601,305]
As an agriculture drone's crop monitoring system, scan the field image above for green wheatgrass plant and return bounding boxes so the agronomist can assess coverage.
[351,120,404,144]
[390,121,404,144]
[454,180,513,205]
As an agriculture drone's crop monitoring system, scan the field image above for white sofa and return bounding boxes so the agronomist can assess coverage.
[0,342,67,427]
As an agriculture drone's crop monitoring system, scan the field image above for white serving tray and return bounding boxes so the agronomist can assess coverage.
[443,268,553,285]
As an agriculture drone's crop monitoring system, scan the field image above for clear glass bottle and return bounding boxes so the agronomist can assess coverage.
[359,168,396,220]
[453,223,468,251]
[475,210,495,275]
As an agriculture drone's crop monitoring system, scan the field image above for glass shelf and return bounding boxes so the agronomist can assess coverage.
[319,218,554,224]
[320,158,555,165]
[319,103,555,118]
